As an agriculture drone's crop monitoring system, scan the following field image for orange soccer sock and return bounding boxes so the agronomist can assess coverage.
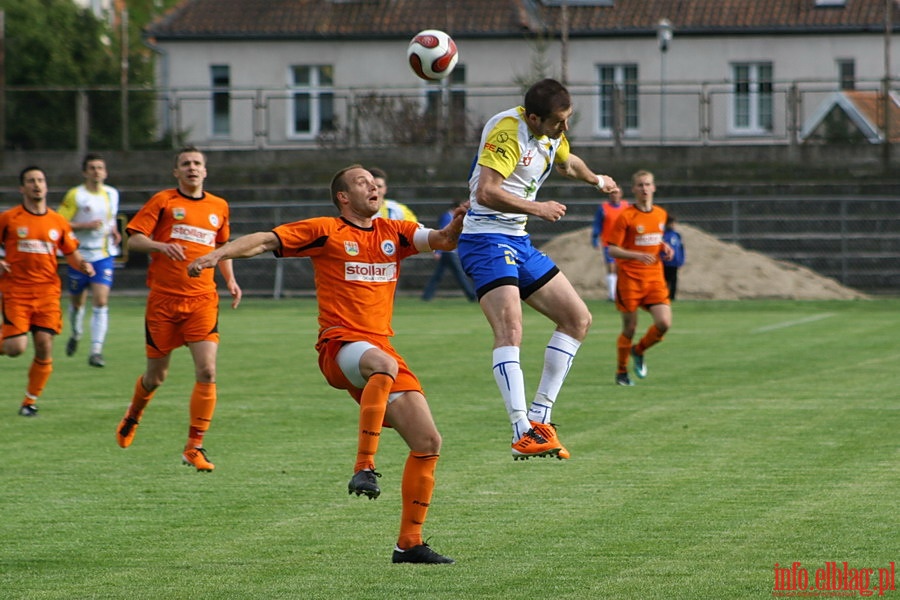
[635,325,665,355]
[127,375,157,421]
[354,373,394,473]
[616,334,632,373]
[187,381,217,448]
[397,452,439,551]
[25,357,53,402]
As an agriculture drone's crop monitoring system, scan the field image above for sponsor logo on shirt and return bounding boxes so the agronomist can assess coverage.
[344,261,397,282]
[17,227,27,238]
[209,214,219,227]
[173,207,186,220]
[17,239,54,254]
[381,240,396,256]
[635,233,663,247]
[171,224,216,247]
[344,241,360,256]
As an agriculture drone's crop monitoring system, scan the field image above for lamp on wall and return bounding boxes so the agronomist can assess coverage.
[657,18,674,143]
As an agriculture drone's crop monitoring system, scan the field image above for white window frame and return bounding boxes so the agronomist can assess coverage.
[595,63,639,138]
[288,65,335,140]
[210,65,230,138]
[730,62,774,136]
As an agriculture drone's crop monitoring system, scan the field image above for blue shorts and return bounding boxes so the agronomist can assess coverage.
[67,256,115,295]
[457,233,559,300]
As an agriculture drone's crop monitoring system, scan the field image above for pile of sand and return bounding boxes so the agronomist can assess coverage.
[541,224,868,301]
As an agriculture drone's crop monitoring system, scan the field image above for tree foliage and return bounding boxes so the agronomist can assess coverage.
[0,0,179,150]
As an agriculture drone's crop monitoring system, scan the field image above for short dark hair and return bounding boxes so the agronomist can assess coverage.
[524,78,571,120]
[368,167,387,181]
[19,165,45,185]
[330,164,365,209]
[82,153,105,171]
[175,145,205,167]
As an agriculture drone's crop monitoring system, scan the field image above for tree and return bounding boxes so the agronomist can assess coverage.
[0,0,180,150]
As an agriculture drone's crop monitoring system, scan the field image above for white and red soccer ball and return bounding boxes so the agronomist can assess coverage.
[407,29,458,81]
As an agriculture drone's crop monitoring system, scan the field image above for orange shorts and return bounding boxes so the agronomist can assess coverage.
[615,273,671,313]
[1,293,63,338]
[145,290,220,358]
[316,333,423,404]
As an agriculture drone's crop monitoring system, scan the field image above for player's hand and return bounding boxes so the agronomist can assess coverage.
[596,175,617,194]
[661,243,675,262]
[187,254,217,277]
[80,260,96,277]
[227,280,242,309]
[160,242,187,261]
[538,200,567,222]
[635,252,658,265]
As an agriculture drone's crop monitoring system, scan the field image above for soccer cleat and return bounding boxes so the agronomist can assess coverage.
[18,404,39,417]
[182,447,215,472]
[616,372,634,386]
[116,416,140,448]
[348,469,381,499]
[66,337,78,356]
[392,543,455,564]
[530,420,569,460]
[511,428,560,460]
[88,353,106,368]
[631,346,647,379]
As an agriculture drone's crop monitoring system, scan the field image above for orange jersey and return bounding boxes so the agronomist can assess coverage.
[126,189,231,297]
[0,204,79,298]
[273,216,422,339]
[608,205,668,283]
[600,201,630,246]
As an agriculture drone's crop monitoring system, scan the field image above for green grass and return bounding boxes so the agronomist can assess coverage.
[1,297,898,599]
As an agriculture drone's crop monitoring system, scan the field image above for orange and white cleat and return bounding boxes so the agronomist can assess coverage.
[182,446,215,472]
[530,421,569,460]
[511,428,560,461]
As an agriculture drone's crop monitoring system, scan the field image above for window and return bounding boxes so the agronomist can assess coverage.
[425,65,467,142]
[837,59,855,90]
[210,65,230,137]
[815,0,846,6]
[290,65,336,138]
[732,62,773,134]
[597,64,639,135]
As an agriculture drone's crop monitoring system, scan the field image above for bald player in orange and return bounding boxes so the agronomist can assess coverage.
[607,169,674,387]
[0,166,95,416]
[188,164,464,565]
[115,146,242,472]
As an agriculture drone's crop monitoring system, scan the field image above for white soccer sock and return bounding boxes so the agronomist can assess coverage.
[91,306,109,354]
[528,331,581,424]
[70,305,86,339]
[607,273,617,301]
[492,346,530,441]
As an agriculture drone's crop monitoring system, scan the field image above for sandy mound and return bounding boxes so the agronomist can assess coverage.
[541,224,868,301]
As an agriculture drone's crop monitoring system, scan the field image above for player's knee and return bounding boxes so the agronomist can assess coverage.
[195,365,216,383]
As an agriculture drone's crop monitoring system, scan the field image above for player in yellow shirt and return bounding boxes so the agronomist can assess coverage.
[57,153,121,367]
[457,78,617,460]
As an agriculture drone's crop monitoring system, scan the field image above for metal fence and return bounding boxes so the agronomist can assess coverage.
[111,196,900,297]
[5,77,895,151]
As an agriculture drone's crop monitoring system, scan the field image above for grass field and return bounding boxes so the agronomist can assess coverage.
[1,296,898,599]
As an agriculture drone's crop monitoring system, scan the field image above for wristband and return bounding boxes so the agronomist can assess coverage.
[595,175,606,191]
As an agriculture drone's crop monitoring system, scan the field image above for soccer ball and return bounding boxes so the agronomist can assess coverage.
[407,29,458,81]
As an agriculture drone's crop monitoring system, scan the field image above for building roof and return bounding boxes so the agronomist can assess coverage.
[801,90,900,143]
[146,0,900,41]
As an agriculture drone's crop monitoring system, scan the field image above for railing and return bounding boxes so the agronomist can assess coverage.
[2,77,894,151]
